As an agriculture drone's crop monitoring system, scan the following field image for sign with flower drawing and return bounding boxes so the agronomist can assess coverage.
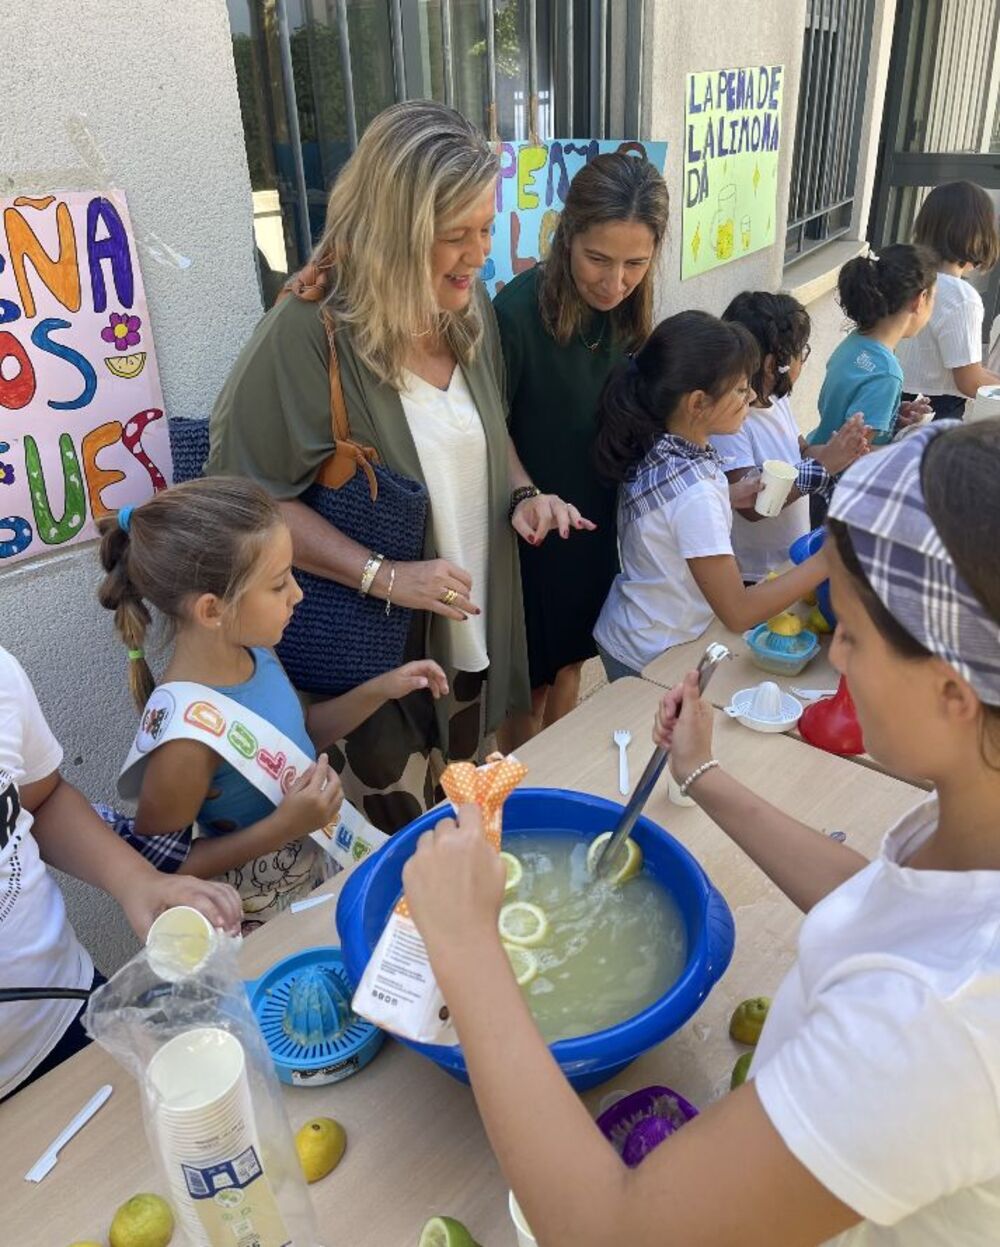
[0,190,171,565]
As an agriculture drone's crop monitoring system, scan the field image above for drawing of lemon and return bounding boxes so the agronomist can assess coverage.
[104,351,147,379]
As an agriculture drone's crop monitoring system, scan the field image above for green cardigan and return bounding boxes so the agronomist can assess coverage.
[207,284,530,740]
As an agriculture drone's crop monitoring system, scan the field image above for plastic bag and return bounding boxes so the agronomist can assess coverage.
[84,930,320,1247]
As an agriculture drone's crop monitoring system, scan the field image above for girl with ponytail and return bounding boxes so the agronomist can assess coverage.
[98,478,447,928]
[592,311,829,678]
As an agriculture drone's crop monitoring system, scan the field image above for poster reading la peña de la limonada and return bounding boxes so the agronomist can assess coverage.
[0,190,172,566]
[682,66,784,280]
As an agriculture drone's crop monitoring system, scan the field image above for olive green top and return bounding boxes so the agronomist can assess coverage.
[207,284,530,738]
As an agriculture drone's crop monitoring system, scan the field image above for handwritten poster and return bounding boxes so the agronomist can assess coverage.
[0,190,171,565]
[483,139,669,297]
[682,66,784,280]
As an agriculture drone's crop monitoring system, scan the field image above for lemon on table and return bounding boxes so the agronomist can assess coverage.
[502,942,539,986]
[731,1051,754,1089]
[808,605,833,634]
[67,1242,104,1246]
[295,1116,347,1183]
[586,832,643,884]
[418,1215,478,1247]
[499,850,523,893]
[109,1193,174,1247]
[498,901,548,947]
[729,996,772,1046]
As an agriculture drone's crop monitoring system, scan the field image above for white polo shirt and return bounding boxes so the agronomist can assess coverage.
[897,272,985,399]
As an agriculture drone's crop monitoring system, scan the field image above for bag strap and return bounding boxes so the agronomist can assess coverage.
[278,264,381,500]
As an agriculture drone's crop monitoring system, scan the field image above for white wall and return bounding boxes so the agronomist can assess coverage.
[0,1,263,971]
[643,0,808,319]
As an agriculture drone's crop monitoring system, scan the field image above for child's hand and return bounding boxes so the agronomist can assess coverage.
[898,395,933,427]
[810,413,870,474]
[728,472,762,510]
[279,757,343,836]
[125,874,243,939]
[380,660,449,701]
[653,671,716,782]
[403,804,506,965]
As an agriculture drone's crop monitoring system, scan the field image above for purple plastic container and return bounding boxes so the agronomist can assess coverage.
[596,1085,698,1168]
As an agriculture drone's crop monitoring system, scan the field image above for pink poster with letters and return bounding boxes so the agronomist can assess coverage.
[0,190,172,565]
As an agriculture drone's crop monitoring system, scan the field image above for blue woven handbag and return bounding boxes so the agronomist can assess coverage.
[275,311,428,696]
[168,309,427,696]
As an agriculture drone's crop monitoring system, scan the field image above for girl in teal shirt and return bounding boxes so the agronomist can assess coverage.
[811,245,937,448]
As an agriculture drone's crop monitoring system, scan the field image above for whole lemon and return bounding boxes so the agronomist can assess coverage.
[731,1051,754,1089]
[729,996,772,1046]
[295,1116,347,1183]
[67,1242,104,1247]
[109,1193,174,1247]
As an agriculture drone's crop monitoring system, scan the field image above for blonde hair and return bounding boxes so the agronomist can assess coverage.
[97,478,283,709]
[311,100,499,388]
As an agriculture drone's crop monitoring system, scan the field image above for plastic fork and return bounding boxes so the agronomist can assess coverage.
[613,729,632,795]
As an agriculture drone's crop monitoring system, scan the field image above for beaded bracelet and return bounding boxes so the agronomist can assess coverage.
[678,758,720,798]
[359,551,385,597]
[508,484,541,523]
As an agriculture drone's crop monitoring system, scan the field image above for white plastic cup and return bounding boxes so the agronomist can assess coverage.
[509,1191,537,1247]
[667,775,696,807]
[967,385,1000,424]
[754,459,798,517]
[148,1028,251,1135]
[146,905,220,982]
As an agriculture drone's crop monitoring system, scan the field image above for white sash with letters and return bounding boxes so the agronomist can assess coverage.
[118,682,388,872]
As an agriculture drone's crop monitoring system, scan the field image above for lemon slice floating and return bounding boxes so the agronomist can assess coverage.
[498,901,548,947]
[502,942,539,986]
[586,832,643,884]
[499,850,523,893]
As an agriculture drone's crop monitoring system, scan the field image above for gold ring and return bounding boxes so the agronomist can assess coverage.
[441,588,458,606]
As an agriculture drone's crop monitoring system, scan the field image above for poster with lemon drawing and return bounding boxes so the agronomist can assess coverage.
[682,66,784,280]
[0,190,171,565]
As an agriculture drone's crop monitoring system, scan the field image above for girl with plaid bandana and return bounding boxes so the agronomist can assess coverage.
[591,310,830,679]
[399,419,1000,1247]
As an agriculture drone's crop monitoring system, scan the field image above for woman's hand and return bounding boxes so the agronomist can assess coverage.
[278,757,344,837]
[653,671,716,782]
[377,660,450,701]
[403,804,506,966]
[122,872,243,939]
[512,494,597,545]
[809,413,870,474]
[387,559,481,622]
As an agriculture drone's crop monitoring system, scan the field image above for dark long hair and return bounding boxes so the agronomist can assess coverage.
[837,244,937,332]
[723,291,810,402]
[538,152,669,352]
[594,310,759,483]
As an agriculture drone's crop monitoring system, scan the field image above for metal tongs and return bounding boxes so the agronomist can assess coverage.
[592,642,731,880]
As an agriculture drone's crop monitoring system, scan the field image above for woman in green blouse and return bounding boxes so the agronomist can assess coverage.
[208,101,584,832]
[495,153,669,741]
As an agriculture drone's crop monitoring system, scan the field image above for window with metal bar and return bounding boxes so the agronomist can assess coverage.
[785,0,875,264]
[227,1,645,301]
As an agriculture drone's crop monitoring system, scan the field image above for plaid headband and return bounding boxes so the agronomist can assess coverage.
[828,421,1000,705]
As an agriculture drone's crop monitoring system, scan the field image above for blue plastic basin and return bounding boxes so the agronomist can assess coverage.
[336,788,735,1091]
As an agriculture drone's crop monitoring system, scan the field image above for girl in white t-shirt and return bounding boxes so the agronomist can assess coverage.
[591,310,829,678]
[0,648,240,1101]
[400,419,1000,1247]
[897,180,1000,419]
[713,291,869,583]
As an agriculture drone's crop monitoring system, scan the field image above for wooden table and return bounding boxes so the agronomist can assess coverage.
[640,618,931,790]
[2,679,926,1247]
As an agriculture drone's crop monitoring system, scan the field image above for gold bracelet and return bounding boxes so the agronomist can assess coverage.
[384,563,396,616]
[359,551,385,597]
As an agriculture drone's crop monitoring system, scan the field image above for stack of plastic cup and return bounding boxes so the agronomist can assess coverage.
[509,1191,537,1246]
[147,1027,285,1247]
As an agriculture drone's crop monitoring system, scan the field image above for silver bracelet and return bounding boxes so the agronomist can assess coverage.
[384,563,396,616]
[678,758,720,798]
[359,551,385,597]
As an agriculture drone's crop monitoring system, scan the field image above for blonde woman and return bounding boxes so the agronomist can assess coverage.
[209,101,586,832]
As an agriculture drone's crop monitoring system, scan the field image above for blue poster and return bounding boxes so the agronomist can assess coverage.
[483,138,669,298]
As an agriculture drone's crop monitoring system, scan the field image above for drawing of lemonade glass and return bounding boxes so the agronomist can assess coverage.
[709,184,737,260]
[741,215,752,251]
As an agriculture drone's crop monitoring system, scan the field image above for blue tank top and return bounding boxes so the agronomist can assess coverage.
[196,648,315,836]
